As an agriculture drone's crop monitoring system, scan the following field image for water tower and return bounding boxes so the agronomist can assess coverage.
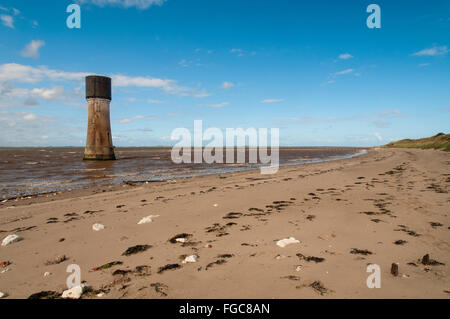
[83,75,116,160]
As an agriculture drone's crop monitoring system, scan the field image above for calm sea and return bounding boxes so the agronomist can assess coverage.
[0,147,367,199]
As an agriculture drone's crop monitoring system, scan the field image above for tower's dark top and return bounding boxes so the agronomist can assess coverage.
[86,75,112,100]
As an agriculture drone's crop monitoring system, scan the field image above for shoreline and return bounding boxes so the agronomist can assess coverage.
[0,148,449,298]
[0,147,368,207]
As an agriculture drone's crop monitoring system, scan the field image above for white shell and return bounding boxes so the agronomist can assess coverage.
[276,237,300,248]
[2,234,23,246]
[137,215,160,225]
[92,223,105,231]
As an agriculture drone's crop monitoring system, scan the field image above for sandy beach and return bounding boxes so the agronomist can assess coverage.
[0,148,449,299]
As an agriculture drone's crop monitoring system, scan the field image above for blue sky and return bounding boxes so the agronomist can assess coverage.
[0,0,449,147]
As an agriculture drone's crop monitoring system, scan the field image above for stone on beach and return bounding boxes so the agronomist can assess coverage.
[137,215,160,225]
[0,291,7,298]
[276,237,300,248]
[92,223,105,231]
[391,263,399,276]
[182,255,198,264]
[62,285,85,299]
[2,234,23,246]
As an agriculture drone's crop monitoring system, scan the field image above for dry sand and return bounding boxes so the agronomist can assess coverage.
[0,148,449,299]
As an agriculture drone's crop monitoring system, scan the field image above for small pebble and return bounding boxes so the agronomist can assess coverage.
[92,223,105,231]
[182,255,198,264]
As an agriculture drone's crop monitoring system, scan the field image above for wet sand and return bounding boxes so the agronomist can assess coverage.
[0,148,449,298]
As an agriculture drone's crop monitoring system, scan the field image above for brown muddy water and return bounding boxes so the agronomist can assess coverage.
[0,147,367,199]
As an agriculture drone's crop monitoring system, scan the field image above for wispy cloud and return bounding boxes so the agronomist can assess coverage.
[0,80,77,108]
[276,109,403,125]
[412,45,448,56]
[20,40,45,58]
[167,112,198,117]
[147,99,166,104]
[325,68,355,84]
[0,110,77,146]
[178,59,191,68]
[200,102,229,108]
[0,63,210,111]
[30,86,66,100]
[0,14,14,28]
[338,53,353,60]
[0,63,89,83]
[230,48,256,57]
[333,68,354,76]
[221,81,234,89]
[112,74,210,97]
[373,120,389,128]
[23,113,37,121]
[119,115,159,124]
[374,132,383,141]
[77,0,166,10]
[261,99,284,104]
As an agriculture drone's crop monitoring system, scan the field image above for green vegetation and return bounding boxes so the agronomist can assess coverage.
[384,133,450,152]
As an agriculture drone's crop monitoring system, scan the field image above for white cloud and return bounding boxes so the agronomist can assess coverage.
[334,68,354,76]
[338,53,353,60]
[374,132,383,141]
[167,112,198,117]
[261,99,284,104]
[418,63,430,67]
[178,59,191,67]
[31,86,65,100]
[23,113,37,121]
[21,40,45,58]
[119,115,159,123]
[0,110,82,146]
[0,63,210,98]
[112,74,172,88]
[12,8,20,15]
[0,14,14,28]
[412,45,448,56]
[190,90,211,98]
[0,63,89,83]
[78,0,166,9]
[111,74,209,97]
[276,109,403,125]
[147,99,166,104]
[201,102,229,108]
[124,97,137,102]
[0,81,79,108]
[230,48,256,57]
[222,81,234,89]
[230,48,244,56]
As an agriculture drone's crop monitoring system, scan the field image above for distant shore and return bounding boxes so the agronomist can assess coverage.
[0,148,449,298]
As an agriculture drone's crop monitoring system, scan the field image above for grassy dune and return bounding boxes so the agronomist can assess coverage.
[384,133,450,152]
